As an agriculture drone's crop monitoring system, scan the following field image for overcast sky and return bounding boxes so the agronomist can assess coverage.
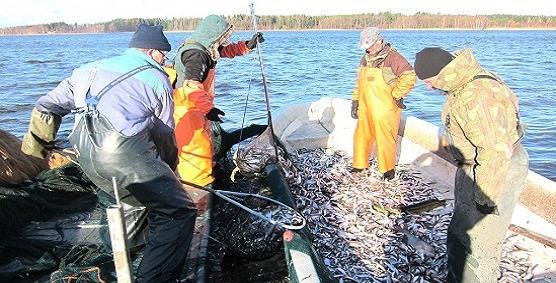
[2,0,556,28]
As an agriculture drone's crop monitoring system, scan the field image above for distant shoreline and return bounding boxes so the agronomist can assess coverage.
[3,13,556,36]
[2,27,556,36]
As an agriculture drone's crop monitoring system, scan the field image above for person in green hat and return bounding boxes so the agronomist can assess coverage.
[171,15,264,188]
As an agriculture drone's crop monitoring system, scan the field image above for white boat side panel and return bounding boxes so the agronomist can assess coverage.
[289,249,321,283]
[286,121,331,151]
[512,204,556,240]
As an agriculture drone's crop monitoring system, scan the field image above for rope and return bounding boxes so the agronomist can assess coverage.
[236,46,258,150]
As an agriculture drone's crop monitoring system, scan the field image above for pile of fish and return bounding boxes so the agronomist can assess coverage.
[281,148,537,283]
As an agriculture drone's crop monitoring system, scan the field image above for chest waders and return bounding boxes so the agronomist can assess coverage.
[69,65,157,206]
[69,65,198,282]
[353,66,402,173]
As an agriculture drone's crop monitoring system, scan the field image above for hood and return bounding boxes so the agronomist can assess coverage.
[429,48,482,92]
[364,42,391,67]
[190,15,234,50]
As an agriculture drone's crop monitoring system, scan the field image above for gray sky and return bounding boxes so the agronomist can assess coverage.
[2,0,556,28]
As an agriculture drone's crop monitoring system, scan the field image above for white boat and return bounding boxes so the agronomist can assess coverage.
[273,97,556,282]
[3,97,553,282]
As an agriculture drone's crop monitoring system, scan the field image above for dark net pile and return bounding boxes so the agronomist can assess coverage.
[213,126,292,261]
[0,164,97,237]
[0,164,123,283]
[211,157,283,260]
[207,152,288,283]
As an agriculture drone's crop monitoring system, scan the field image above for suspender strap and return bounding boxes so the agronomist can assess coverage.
[85,64,155,109]
[472,74,500,82]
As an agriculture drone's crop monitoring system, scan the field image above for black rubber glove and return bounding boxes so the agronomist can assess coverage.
[351,100,359,119]
[206,107,225,122]
[476,202,498,215]
[395,98,407,109]
[246,32,265,49]
[152,131,179,171]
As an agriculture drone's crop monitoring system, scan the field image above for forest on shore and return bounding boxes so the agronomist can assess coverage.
[2,13,556,34]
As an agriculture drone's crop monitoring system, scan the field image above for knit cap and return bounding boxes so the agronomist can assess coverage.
[129,23,171,51]
[414,47,454,80]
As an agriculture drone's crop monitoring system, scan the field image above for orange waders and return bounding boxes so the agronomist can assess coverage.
[353,67,401,173]
[173,72,216,187]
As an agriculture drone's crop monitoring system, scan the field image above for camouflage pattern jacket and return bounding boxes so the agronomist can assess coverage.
[428,48,525,208]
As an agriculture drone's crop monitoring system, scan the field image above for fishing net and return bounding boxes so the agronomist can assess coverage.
[0,129,48,185]
[210,158,284,262]
[0,163,147,282]
[248,195,304,230]
[212,188,305,231]
[49,245,115,283]
[0,163,97,237]
[213,191,284,261]
[233,126,287,178]
[211,122,267,160]
[0,163,102,282]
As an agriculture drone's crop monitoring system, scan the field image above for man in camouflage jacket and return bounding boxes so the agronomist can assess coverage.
[414,47,528,282]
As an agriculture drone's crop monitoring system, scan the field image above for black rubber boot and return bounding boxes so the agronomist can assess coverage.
[382,169,395,181]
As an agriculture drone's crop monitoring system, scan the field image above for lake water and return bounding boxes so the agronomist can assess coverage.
[0,30,555,181]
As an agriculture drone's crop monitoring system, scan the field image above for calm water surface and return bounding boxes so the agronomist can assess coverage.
[0,30,554,180]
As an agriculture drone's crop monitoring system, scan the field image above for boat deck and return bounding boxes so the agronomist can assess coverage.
[271,97,556,282]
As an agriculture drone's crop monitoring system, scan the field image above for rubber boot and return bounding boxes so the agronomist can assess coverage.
[382,169,395,181]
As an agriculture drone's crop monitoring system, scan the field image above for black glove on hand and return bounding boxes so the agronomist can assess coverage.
[246,32,265,49]
[395,98,407,109]
[351,100,359,119]
[206,107,225,122]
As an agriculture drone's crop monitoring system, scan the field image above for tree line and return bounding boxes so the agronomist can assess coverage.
[2,13,556,35]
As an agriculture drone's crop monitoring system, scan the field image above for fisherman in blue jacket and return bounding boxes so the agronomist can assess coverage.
[21,24,197,282]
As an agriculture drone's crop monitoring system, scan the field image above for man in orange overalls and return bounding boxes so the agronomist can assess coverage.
[351,27,416,180]
[172,15,264,187]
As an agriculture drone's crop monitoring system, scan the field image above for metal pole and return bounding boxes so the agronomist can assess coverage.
[249,2,273,127]
[249,2,279,158]
[107,177,133,283]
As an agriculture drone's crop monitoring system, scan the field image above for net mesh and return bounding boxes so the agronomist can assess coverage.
[0,164,97,237]
[210,157,284,262]
[0,164,142,283]
[233,126,278,177]
[240,195,304,229]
